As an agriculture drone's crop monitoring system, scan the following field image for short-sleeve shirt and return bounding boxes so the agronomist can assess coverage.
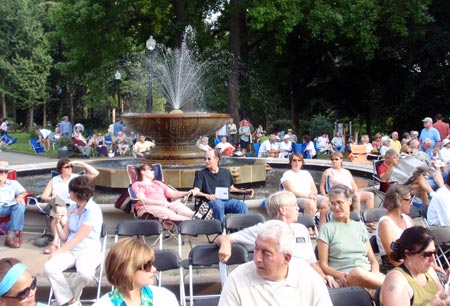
[231,222,317,263]
[419,127,441,148]
[0,180,26,207]
[193,168,234,197]
[318,220,371,272]
[132,180,170,202]
[280,170,314,195]
[67,198,103,253]
[52,174,79,204]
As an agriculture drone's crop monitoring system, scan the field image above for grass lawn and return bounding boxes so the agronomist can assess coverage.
[2,132,58,157]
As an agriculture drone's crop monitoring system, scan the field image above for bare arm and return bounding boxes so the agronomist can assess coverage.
[216,235,233,263]
[40,179,54,202]
[230,185,254,198]
[319,170,329,196]
[366,240,380,273]
[72,161,99,180]
[378,219,402,265]
[380,270,411,306]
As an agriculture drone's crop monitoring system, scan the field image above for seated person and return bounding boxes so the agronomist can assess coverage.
[0,162,27,248]
[132,164,195,221]
[72,133,91,158]
[360,134,374,154]
[258,134,280,157]
[36,128,53,151]
[40,159,99,254]
[439,138,450,165]
[114,131,131,156]
[278,134,293,158]
[94,237,179,306]
[379,136,392,156]
[216,190,337,288]
[257,130,268,144]
[331,131,345,153]
[380,227,444,306]
[371,133,382,152]
[376,184,414,272]
[302,134,316,158]
[0,258,47,306]
[215,136,235,156]
[192,150,253,222]
[281,153,329,227]
[219,220,333,306]
[133,135,155,157]
[44,176,103,306]
[197,136,212,152]
[90,133,107,157]
[317,132,331,154]
[427,174,450,226]
[320,152,374,213]
[377,149,434,205]
[317,185,384,289]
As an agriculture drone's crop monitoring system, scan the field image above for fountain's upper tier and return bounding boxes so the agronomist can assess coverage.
[121,112,228,144]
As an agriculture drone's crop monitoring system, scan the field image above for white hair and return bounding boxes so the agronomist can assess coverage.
[258,220,295,255]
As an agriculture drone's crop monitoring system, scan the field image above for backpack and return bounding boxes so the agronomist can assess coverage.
[192,202,214,220]
[114,189,135,214]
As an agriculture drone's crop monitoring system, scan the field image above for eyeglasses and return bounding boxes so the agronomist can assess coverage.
[419,250,437,258]
[2,277,36,301]
[138,260,153,272]
[291,159,302,162]
[62,165,74,169]
[330,201,346,208]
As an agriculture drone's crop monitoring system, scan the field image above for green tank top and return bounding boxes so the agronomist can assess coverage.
[394,266,438,306]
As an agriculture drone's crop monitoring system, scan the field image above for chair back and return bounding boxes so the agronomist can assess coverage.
[292,143,304,154]
[178,219,223,237]
[252,143,260,156]
[115,219,162,237]
[154,249,181,272]
[29,138,46,153]
[350,145,371,164]
[361,207,387,223]
[224,213,264,233]
[328,286,373,306]
[297,214,316,228]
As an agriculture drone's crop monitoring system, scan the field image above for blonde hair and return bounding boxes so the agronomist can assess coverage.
[104,237,154,291]
[266,191,297,219]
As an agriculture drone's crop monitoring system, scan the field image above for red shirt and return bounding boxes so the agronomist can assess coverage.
[376,162,392,192]
[433,120,450,141]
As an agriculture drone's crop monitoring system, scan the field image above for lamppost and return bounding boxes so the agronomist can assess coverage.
[146,35,156,113]
[115,70,121,113]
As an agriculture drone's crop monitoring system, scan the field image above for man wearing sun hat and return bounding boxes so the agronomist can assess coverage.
[0,161,27,248]
[419,117,441,153]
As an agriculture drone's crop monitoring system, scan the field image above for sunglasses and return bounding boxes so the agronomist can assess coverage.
[62,165,74,169]
[420,250,437,258]
[2,277,36,301]
[138,260,153,272]
[0,170,8,174]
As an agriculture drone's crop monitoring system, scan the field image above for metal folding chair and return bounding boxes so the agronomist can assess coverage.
[114,219,163,250]
[224,213,265,234]
[153,249,185,305]
[429,226,450,269]
[328,286,373,306]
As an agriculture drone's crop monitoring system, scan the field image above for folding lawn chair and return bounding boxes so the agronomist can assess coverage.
[29,138,46,154]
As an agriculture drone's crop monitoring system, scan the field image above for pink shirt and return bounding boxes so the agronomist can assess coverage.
[132,180,169,203]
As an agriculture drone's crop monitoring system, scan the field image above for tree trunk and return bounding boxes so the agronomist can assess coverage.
[228,0,241,121]
[174,0,187,46]
[42,98,47,127]
[1,93,5,119]
[27,106,34,132]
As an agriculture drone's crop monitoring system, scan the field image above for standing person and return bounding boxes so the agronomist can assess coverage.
[0,118,9,136]
[93,237,179,306]
[331,131,345,153]
[59,116,72,137]
[419,117,441,154]
[380,227,447,306]
[317,185,384,289]
[112,119,123,137]
[192,150,252,222]
[238,119,251,156]
[0,258,47,306]
[0,162,27,248]
[44,176,103,306]
[227,118,237,146]
[433,113,450,141]
[40,159,99,254]
[133,135,155,157]
[218,220,333,306]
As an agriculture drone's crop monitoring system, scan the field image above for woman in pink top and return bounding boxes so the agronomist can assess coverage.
[131,164,195,221]
[320,152,374,213]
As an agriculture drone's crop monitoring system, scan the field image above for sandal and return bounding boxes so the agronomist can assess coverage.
[44,244,58,254]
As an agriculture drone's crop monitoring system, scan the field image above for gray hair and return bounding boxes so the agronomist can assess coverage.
[202,136,209,142]
[266,191,296,219]
[269,134,277,141]
[385,149,398,159]
[258,220,295,255]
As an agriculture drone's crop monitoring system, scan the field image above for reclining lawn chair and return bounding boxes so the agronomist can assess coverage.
[29,138,46,154]
[0,133,18,148]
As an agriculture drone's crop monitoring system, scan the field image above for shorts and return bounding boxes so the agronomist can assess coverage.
[44,198,69,217]
[296,195,327,209]
[240,140,249,150]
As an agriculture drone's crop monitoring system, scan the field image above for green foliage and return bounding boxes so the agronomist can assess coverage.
[55,136,72,149]
[309,115,333,138]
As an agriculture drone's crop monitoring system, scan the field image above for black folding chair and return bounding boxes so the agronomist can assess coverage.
[296,214,318,237]
[224,213,265,234]
[153,249,184,305]
[115,219,163,250]
[328,286,373,306]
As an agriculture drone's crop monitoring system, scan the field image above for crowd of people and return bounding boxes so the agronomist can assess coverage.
[2,114,450,305]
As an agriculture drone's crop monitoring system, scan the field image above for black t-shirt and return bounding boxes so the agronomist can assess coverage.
[193,168,234,197]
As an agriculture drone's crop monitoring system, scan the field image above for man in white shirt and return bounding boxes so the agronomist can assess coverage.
[258,135,280,157]
[427,175,450,226]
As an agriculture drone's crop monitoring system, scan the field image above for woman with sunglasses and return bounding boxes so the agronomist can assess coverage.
[94,237,178,306]
[380,226,449,306]
[40,158,99,254]
[132,164,195,221]
[376,184,414,273]
[317,185,384,289]
[0,258,46,306]
[320,151,374,214]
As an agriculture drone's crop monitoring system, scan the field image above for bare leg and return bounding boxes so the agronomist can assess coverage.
[347,267,384,289]
[359,191,374,209]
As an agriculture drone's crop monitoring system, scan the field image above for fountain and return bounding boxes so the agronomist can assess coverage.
[95,27,267,189]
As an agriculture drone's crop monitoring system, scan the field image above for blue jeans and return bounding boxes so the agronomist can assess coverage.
[333,145,345,152]
[0,204,26,231]
[208,199,248,222]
